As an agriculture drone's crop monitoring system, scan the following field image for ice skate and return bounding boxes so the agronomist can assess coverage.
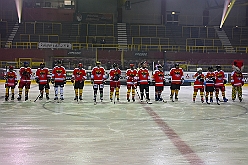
[223,97,228,102]
[74,96,78,101]
[46,94,49,100]
[11,94,14,100]
[17,95,21,101]
[25,95,28,101]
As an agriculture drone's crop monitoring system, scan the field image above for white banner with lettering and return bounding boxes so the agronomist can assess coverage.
[38,42,72,49]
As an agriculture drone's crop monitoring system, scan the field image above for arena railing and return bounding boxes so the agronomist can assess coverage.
[182,26,218,38]
[24,22,62,34]
[186,38,222,47]
[131,37,169,45]
[20,34,59,43]
[129,24,166,37]
[3,41,248,54]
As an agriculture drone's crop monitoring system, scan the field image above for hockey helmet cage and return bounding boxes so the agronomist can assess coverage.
[174,63,179,67]
[130,63,134,67]
[141,61,147,66]
[78,63,83,67]
[23,61,29,66]
[96,61,101,65]
[57,60,62,64]
[113,63,118,68]
[208,66,213,70]
[40,62,45,66]
[216,65,221,69]
[197,68,202,72]
[9,65,14,70]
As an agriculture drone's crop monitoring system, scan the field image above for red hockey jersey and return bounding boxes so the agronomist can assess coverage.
[138,68,150,85]
[214,70,226,86]
[19,67,32,82]
[91,66,106,84]
[36,67,50,85]
[4,71,17,87]
[109,68,121,82]
[205,72,215,87]
[193,73,204,88]
[126,69,138,85]
[169,67,184,84]
[152,69,164,86]
[52,66,66,82]
[72,68,87,82]
[231,71,244,86]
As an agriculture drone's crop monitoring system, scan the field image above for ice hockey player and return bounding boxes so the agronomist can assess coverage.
[126,63,138,102]
[231,60,244,102]
[4,66,18,101]
[35,62,50,100]
[51,60,66,100]
[91,61,106,103]
[109,63,121,102]
[71,63,87,101]
[137,61,151,102]
[169,63,184,101]
[152,64,165,101]
[205,66,215,104]
[214,65,228,102]
[193,68,204,103]
[17,62,32,101]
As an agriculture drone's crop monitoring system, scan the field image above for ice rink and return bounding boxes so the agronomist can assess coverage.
[0,82,248,165]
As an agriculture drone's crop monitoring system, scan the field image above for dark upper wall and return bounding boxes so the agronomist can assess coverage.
[0,0,246,26]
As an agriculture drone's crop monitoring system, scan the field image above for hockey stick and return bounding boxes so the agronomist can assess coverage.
[134,85,141,101]
[34,93,41,102]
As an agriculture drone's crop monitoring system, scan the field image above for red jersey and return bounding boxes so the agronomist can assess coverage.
[36,67,50,85]
[152,69,164,86]
[19,67,32,83]
[193,72,204,89]
[72,68,87,82]
[231,71,244,86]
[4,71,17,87]
[52,66,66,82]
[214,70,226,86]
[169,67,184,84]
[138,68,150,85]
[126,69,138,85]
[205,72,215,87]
[109,68,121,82]
[91,66,106,84]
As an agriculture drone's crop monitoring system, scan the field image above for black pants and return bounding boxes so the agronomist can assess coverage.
[139,84,149,100]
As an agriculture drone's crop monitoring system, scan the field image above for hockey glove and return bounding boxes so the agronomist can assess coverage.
[35,78,39,84]
[197,75,201,79]
[223,79,227,84]
[15,80,18,86]
[181,79,184,85]
[113,74,120,81]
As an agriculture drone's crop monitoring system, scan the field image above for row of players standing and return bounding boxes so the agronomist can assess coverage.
[4,60,244,103]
